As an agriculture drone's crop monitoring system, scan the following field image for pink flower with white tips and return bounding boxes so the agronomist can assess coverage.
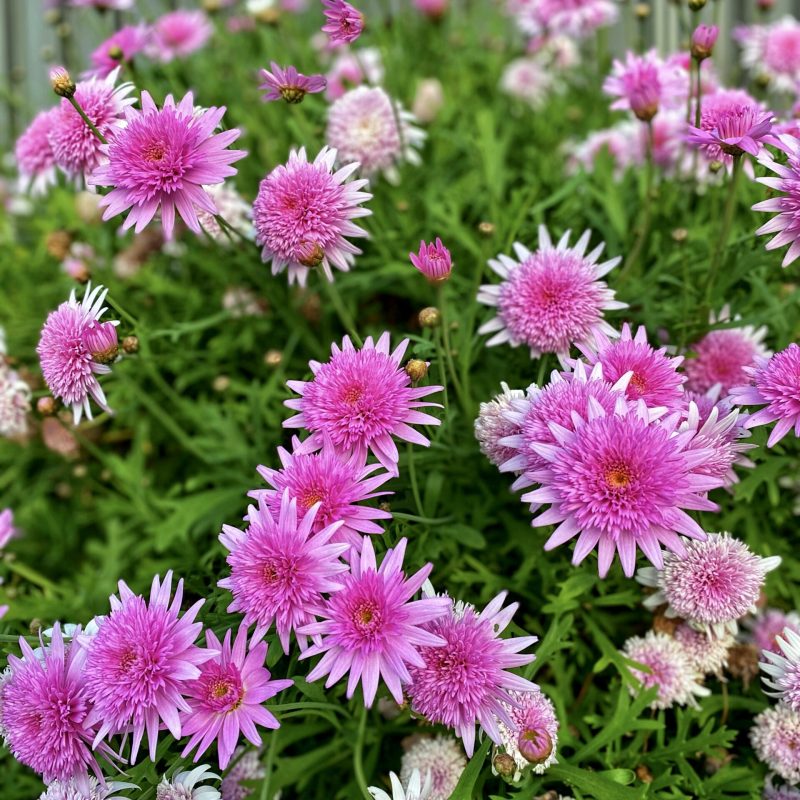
[761,628,800,712]
[478,226,626,366]
[252,146,372,287]
[406,591,538,757]
[37,283,120,424]
[284,333,442,474]
[521,398,724,577]
[299,537,451,707]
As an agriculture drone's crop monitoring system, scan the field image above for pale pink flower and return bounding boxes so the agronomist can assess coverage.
[691,24,719,61]
[15,109,59,195]
[751,705,800,784]
[747,610,800,656]
[508,0,618,39]
[0,508,16,549]
[156,766,221,800]
[69,0,133,9]
[400,737,466,800]
[474,382,529,469]
[147,10,213,63]
[414,0,448,17]
[220,747,264,800]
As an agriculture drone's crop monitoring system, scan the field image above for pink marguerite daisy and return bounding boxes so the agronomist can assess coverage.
[410,238,452,283]
[478,226,626,366]
[762,627,800,713]
[249,436,392,552]
[521,398,724,577]
[37,283,120,424]
[603,50,686,121]
[508,0,618,39]
[83,571,212,762]
[321,0,364,45]
[219,491,349,653]
[157,766,221,800]
[259,62,327,103]
[48,69,135,181]
[283,333,443,474]
[146,10,213,63]
[181,624,292,770]
[15,109,59,195]
[751,705,800,785]
[730,344,800,447]
[83,25,149,80]
[90,90,246,240]
[406,591,537,756]
[299,536,450,707]
[252,146,371,286]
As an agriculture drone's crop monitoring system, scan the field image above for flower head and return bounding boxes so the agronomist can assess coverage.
[761,628,800,713]
[49,70,135,181]
[326,87,425,183]
[477,227,626,365]
[157,766,221,800]
[736,17,800,95]
[284,333,442,474]
[369,770,431,800]
[500,58,555,109]
[621,631,709,709]
[260,62,327,103]
[691,24,719,61]
[91,91,245,240]
[495,687,559,780]
[181,625,292,769]
[324,47,383,101]
[637,533,780,635]
[322,0,364,45]
[220,747,264,800]
[730,344,800,447]
[147,10,213,62]
[250,437,392,552]
[406,592,537,756]
[69,0,133,8]
[252,146,371,286]
[15,109,59,195]
[508,0,618,39]
[685,306,771,394]
[400,737,466,800]
[38,778,137,800]
[410,238,452,283]
[747,609,800,655]
[84,25,148,79]
[300,537,450,706]
[673,623,733,677]
[603,50,685,121]
[474,382,529,469]
[0,356,31,439]
[219,491,349,653]
[751,705,800,785]
[83,571,211,762]
[37,283,119,424]
[754,134,800,267]
[581,324,686,412]
[763,774,800,800]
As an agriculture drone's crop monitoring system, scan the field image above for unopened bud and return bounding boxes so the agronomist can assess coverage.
[37,396,57,416]
[107,44,124,61]
[635,764,653,784]
[634,3,650,18]
[493,753,516,780]
[756,72,771,90]
[213,375,231,392]
[688,0,706,9]
[264,349,283,368]
[709,160,724,174]
[122,335,139,354]
[405,359,428,381]
[518,728,553,765]
[83,321,119,364]
[691,24,718,61]
[202,0,223,11]
[478,221,495,236]
[298,242,324,268]
[418,307,441,328]
[671,228,688,243]
[49,65,75,98]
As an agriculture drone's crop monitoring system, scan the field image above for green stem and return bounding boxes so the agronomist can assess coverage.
[694,60,703,129]
[68,95,107,144]
[0,634,39,644]
[323,280,362,347]
[260,728,280,800]
[437,285,468,416]
[353,704,371,800]
[406,442,425,518]
[107,294,140,330]
[620,120,655,279]
[706,155,742,307]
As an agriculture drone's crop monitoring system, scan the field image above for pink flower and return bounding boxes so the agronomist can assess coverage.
[637,533,781,635]
[37,283,120,424]
[508,0,618,39]
[474,383,529,469]
[496,687,559,778]
[761,628,800,712]
[500,58,554,110]
[674,623,733,677]
[754,133,800,267]
[751,705,800,784]
[252,146,371,286]
[220,748,264,800]
[400,737,466,800]
[90,91,246,240]
[478,227,626,366]
[410,238,452,283]
[688,98,773,158]
[181,625,292,770]
[1,624,111,786]
[736,17,800,95]
[580,324,686,412]
[691,24,719,61]
[685,307,771,394]
[326,87,425,182]
[730,344,800,447]
[407,592,537,756]
[324,48,383,101]
[249,437,392,552]
[748,609,800,655]
[147,10,213,62]
[48,70,135,181]
[299,536,450,706]
[603,50,685,121]
[0,358,31,439]
[259,62,327,103]
[219,491,349,653]
[83,571,212,762]
[83,25,149,80]
[414,0,448,16]
[284,333,443,474]
[69,0,133,8]
[15,109,59,195]
[521,399,723,577]
[321,0,364,45]
[0,508,16,549]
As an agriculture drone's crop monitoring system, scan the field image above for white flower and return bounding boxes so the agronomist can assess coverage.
[157,766,221,800]
[368,769,431,800]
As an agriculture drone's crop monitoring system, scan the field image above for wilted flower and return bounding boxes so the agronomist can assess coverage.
[259,62,327,103]
[673,623,733,677]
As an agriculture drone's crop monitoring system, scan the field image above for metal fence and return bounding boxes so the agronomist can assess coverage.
[0,0,797,148]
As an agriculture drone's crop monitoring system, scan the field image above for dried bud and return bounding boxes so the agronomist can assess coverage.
[298,242,324,268]
[299,291,322,323]
[405,359,428,382]
[492,753,516,780]
[264,349,283,368]
[202,0,223,11]
[213,375,231,392]
[727,643,760,688]
[691,24,718,61]
[49,65,75,98]
[518,728,553,765]
[418,307,441,328]
[45,230,72,260]
[652,612,681,635]
[37,396,58,416]
[635,764,653,784]
[379,501,391,513]
[671,227,688,243]
[119,336,138,355]
[478,221,495,236]
[634,3,650,18]
[29,619,43,635]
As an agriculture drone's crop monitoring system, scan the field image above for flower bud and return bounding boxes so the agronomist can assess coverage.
[213,375,231,392]
[264,349,283,367]
[688,0,706,9]
[493,753,516,780]
[709,160,724,174]
[405,359,428,382]
[410,238,452,283]
[45,230,72,260]
[518,727,553,765]
[671,227,688,243]
[478,221,495,236]
[418,307,441,328]
[412,78,444,123]
[49,65,75,98]
[691,24,718,61]
[634,3,650,19]
[122,335,139,355]
[298,241,324,268]
[757,0,775,8]
[83,321,119,364]
[107,44,124,61]
[37,396,57,416]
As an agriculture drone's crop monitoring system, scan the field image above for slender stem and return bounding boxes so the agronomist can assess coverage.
[706,155,742,306]
[406,442,425,518]
[621,120,655,279]
[353,704,371,800]
[437,286,467,416]
[215,213,250,243]
[67,95,107,144]
[694,60,703,129]
[323,280,362,347]
[107,295,140,330]
[685,58,694,125]
[260,728,279,800]
[0,634,39,644]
